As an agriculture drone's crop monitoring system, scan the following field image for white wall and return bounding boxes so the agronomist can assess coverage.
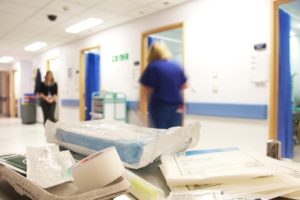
[14,61,34,100]
[33,0,271,154]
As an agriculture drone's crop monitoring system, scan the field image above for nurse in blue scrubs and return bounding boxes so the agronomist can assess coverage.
[140,41,187,129]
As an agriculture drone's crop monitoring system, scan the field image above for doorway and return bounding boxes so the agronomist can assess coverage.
[271,0,300,158]
[0,71,10,117]
[79,46,101,121]
[10,70,17,117]
[280,0,300,158]
[140,22,184,124]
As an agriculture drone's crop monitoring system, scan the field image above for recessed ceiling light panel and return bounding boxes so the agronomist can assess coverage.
[0,56,14,63]
[65,18,103,33]
[24,42,47,52]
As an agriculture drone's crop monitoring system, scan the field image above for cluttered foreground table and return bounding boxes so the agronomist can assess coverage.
[0,159,296,200]
[1,119,300,199]
[0,149,300,200]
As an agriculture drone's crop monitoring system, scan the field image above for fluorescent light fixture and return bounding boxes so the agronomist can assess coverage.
[25,42,47,52]
[0,56,14,63]
[65,18,103,33]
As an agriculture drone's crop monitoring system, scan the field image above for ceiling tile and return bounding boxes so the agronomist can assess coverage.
[108,15,135,25]
[128,0,157,5]
[0,1,37,16]
[0,39,20,47]
[97,0,142,14]
[84,24,107,34]
[76,8,118,21]
[45,27,71,38]
[127,6,157,18]
[65,0,106,6]
[14,23,46,34]
[95,22,114,31]
[0,47,8,52]
[1,36,28,43]
[7,32,35,39]
[37,34,73,44]
[172,0,192,6]
[0,29,7,35]
[0,12,26,23]
[13,25,45,38]
[148,0,187,10]
[8,0,53,8]
[44,0,89,15]
[0,23,18,34]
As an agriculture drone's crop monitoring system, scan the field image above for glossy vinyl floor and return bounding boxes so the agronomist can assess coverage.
[0,118,46,155]
[0,117,46,200]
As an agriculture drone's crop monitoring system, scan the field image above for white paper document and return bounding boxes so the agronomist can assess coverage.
[160,147,275,186]
[169,174,300,199]
[167,190,268,200]
[161,147,300,199]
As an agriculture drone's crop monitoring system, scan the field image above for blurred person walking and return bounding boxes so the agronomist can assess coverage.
[140,41,187,129]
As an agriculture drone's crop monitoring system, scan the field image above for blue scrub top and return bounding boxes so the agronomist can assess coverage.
[140,59,187,107]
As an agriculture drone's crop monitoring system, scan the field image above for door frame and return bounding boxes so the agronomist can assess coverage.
[10,70,16,117]
[269,0,294,139]
[4,71,10,116]
[140,22,185,124]
[46,57,60,121]
[79,45,101,121]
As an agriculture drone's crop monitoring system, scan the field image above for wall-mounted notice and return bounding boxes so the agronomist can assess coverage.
[67,67,72,79]
[250,54,269,83]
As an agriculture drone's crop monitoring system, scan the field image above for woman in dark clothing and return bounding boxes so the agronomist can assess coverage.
[140,41,187,129]
[39,70,57,124]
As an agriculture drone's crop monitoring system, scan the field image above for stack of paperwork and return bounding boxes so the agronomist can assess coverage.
[160,147,300,199]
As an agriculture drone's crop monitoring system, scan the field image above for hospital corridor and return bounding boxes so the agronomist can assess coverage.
[1,0,300,199]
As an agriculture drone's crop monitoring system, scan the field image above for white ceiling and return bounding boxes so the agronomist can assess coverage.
[150,28,182,59]
[153,28,182,41]
[0,0,191,61]
[280,0,300,20]
[280,0,300,33]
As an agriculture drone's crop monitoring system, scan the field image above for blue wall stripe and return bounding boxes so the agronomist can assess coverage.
[61,100,268,120]
[61,99,137,108]
[127,101,139,110]
[186,103,267,119]
[127,101,267,120]
[61,99,80,107]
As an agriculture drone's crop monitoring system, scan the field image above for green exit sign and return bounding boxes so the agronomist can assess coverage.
[112,53,129,62]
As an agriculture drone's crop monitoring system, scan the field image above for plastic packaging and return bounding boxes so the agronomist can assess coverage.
[26,144,75,188]
[45,120,200,169]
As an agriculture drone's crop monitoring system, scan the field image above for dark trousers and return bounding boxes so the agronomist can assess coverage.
[149,104,183,129]
[41,101,56,124]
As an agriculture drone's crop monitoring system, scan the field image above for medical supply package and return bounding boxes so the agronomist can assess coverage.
[45,119,200,169]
